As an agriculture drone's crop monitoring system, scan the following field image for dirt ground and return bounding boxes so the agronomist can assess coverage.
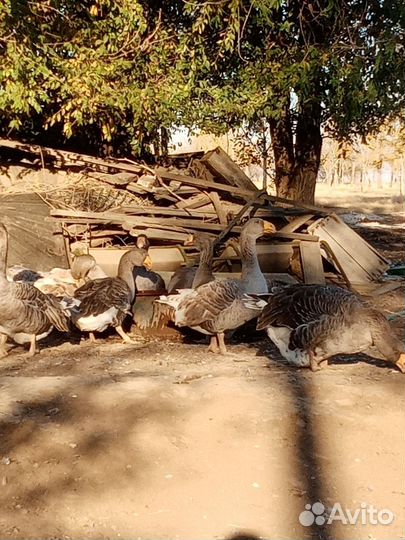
[0,186,404,540]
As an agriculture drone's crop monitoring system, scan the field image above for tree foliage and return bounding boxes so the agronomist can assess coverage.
[0,0,404,198]
[0,0,189,154]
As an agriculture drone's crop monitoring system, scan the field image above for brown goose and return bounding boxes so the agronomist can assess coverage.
[0,223,69,357]
[67,247,152,343]
[167,232,215,293]
[253,284,405,372]
[156,219,275,354]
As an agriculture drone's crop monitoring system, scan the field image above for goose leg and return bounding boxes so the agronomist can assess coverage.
[309,351,323,372]
[89,332,97,343]
[208,335,219,353]
[116,325,135,344]
[0,334,8,358]
[217,332,228,355]
[28,335,38,357]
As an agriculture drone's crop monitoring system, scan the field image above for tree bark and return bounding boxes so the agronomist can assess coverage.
[268,98,295,198]
[269,98,322,204]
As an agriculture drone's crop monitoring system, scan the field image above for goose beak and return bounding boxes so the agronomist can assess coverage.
[395,353,405,373]
[143,255,153,271]
[184,233,195,246]
[263,221,276,234]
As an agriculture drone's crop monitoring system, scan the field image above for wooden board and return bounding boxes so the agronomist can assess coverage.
[155,168,257,200]
[308,213,389,284]
[299,241,325,284]
[0,193,68,271]
[279,214,315,233]
[200,147,258,192]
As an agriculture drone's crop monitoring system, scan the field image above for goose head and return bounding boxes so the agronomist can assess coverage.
[136,234,151,250]
[241,218,276,240]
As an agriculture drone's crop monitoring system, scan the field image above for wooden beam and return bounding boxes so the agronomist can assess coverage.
[200,146,258,192]
[216,196,261,244]
[279,214,315,233]
[156,168,258,199]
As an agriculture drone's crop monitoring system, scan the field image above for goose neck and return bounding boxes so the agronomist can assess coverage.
[118,258,136,301]
[240,231,261,282]
[193,242,214,285]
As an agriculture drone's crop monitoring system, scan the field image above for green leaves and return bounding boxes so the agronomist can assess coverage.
[0,0,404,154]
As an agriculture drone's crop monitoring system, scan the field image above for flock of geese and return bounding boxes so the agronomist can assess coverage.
[0,219,404,373]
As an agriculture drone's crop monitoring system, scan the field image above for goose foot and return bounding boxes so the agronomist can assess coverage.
[208,336,219,354]
[116,325,136,344]
[27,335,38,357]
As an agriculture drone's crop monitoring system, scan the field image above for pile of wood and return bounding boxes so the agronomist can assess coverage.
[0,138,391,291]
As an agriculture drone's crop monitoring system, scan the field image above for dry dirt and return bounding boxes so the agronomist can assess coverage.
[0,184,404,540]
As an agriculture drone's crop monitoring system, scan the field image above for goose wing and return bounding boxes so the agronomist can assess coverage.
[257,285,356,331]
[175,279,242,327]
[74,277,131,317]
[13,282,69,332]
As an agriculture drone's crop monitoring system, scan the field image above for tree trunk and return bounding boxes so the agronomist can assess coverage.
[268,98,295,198]
[269,97,322,204]
[289,102,322,203]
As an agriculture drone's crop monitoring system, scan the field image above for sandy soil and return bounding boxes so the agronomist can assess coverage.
[0,295,404,540]
[0,184,404,540]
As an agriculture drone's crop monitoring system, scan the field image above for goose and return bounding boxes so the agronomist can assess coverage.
[67,247,152,343]
[156,218,275,354]
[167,232,215,293]
[0,223,69,357]
[252,284,405,372]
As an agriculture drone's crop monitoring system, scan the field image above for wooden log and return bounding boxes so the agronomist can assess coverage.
[200,147,258,192]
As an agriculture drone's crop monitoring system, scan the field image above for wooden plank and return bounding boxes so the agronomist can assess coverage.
[270,232,319,242]
[200,146,257,192]
[279,214,315,233]
[299,241,325,284]
[156,168,258,200]
[118,205,219,217]
[259,193,330,214]
[0,138,143,174]
[87,171,137,186]
[206,191,227,225]
[308,213,389,283]
[49,209,241,233]
[175,193,211,209]
[216,192,266,243]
